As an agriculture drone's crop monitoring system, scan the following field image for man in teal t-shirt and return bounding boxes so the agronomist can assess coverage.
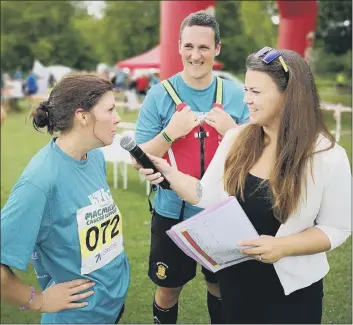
[135,10,249,325]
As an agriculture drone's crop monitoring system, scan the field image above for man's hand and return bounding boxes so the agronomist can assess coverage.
[205,107,238,136]
[165,106,200,140]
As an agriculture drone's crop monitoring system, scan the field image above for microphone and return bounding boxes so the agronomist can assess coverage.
[120,135,171,189]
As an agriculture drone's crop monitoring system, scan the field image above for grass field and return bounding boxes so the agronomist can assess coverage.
[1,90,352,323]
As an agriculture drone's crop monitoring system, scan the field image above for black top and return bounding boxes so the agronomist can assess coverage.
[216,173,323,302]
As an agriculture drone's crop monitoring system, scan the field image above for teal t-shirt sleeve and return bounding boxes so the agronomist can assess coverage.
[135,87,163,145]
[239,102,250,124]
[1,181,47,271]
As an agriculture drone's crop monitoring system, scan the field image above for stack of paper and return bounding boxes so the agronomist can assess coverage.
[167,197,260,273]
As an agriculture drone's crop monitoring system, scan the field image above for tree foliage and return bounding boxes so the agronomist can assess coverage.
[100,1,160,64]
[0,0,350,74]
[316,0,352,55]
[1,1,97,71]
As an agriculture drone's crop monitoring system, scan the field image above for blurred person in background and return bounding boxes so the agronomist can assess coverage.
[113,68,129,92]
[335,72,348,89]
[1,70,3,91]
[135,10,249,324]
[1,73,10,113]
[48,73,56,89]
[1,74,129,324]
[149,72,160,87]
[13,66,23,80]
[6,73,24,112]
[0,72,5,121]
[138,47,351,324]
[1,105,7,126]
[24,70,38,96]
[135,74,150,98]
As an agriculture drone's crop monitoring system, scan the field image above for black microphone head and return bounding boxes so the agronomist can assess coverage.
[120,135,136,151]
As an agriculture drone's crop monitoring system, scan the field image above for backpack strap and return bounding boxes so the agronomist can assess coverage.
[162,76,224,111]
[213,76,224,109]
[161,80,187,111]
[148,184,157,215]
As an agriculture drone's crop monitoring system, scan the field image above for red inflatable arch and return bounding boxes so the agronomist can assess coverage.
[160,0,318,79]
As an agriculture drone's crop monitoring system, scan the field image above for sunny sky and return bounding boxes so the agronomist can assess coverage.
[85,1,106,19]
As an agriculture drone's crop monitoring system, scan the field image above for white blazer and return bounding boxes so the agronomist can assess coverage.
[197,128,351,295]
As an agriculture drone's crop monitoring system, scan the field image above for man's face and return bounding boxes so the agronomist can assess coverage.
[179,25,221,81]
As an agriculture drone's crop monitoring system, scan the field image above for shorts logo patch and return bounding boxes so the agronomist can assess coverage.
[156,262,168,280]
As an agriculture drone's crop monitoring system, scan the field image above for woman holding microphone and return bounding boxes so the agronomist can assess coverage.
[138,47,351,324]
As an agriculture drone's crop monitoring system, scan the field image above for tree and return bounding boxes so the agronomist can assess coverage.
[2,0,349,75]
[216,1,250,73]
[100,1,160,65]
[216,1,276,73]
[71,8,108,69]
[316,0,352,55]
[240,1,277,50]
[1,1,97,72]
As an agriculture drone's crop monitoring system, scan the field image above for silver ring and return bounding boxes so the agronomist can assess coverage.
[259,255,262,262]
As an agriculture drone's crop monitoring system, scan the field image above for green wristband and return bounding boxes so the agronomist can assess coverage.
[161,129,174,144]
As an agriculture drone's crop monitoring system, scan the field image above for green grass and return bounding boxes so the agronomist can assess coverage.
[318,88,352,108]
[1,95,352,324]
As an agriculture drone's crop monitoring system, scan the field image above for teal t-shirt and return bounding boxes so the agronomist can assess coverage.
[1,139,130,324]
[135,73,249,219]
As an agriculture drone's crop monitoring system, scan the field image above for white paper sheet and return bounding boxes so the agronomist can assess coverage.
[167,197,260,272]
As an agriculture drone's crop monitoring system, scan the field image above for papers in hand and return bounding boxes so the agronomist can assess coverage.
[167,197,259,273]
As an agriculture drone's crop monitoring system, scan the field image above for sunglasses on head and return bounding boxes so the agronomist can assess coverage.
[255,46,289,73]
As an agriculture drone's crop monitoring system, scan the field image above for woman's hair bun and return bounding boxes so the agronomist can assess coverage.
[32,100,50,130]
[38,101,49,113]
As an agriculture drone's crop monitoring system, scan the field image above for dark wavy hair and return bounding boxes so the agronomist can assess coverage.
[180,10,221,45]
[32,73,113,135]
[223,49,335,223]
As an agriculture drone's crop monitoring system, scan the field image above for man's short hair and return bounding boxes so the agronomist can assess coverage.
[180,11,221,45]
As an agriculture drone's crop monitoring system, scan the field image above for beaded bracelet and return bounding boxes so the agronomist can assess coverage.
[19,286,35,311]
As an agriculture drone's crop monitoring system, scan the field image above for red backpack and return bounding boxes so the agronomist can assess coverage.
[161,76,224,180]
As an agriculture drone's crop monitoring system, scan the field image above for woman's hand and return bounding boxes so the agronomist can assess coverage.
[137,154,174,185]
[136,153,201,205]
[238,235,287,264]
[34,279,95,313]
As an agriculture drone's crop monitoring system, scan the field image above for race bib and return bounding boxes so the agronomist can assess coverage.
[76,189,124,274]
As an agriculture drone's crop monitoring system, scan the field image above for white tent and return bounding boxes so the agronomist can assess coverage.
[32,60,73,94]
[46,65,73,82]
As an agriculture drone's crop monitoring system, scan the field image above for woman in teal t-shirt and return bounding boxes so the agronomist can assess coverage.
[1,74,130,323]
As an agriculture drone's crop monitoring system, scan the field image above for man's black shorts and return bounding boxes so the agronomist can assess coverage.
[148,210,218,287]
